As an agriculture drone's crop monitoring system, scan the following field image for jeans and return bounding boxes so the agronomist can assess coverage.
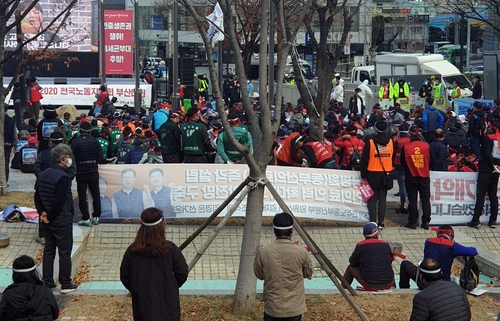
[470,135,482,160]
[394,169,406,207]
[264,313,301,321]
[471,172,499,224]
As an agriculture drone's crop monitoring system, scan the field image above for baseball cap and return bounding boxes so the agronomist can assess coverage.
[363,222,380,237]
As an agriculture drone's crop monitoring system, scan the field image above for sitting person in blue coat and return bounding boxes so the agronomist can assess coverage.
[400,225,478,288]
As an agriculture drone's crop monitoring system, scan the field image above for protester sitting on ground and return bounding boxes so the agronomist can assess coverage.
[0,255,59,320]
[343,222,395,291]
[399,225,478,288]
[409,258,471,321]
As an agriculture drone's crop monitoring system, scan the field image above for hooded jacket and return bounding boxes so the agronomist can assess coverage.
[357,80,373,100]
[422,106,444,131]
[445,128,467,148]
[332,79,345,104]
[0,283,59,321]
[360,133,394,188]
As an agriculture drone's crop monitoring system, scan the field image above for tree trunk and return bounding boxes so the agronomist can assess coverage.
[0,6,7,196]
[231,182,265,314]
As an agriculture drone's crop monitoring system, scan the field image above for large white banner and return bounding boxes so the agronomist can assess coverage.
[98,164,369,222]
[429,171,494,225]
[96,165,496,225]
[6,84,153,108]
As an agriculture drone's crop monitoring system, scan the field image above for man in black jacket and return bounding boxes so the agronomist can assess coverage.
[348,88,365,124]
[158,112,182,163]
[429,129,448,171]
[471,75,482,99]
[343,222,395,291]
[409,258,470,321]
[71,121,104,226]
[34,144,78,294]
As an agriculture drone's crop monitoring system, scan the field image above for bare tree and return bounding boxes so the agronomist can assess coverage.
[287,0,364,140]
[0,0,79,196]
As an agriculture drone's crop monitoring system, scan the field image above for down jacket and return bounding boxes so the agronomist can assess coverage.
[409,280,471,321]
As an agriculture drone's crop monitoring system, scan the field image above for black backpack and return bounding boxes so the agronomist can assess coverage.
[100,101,112,117]
[348,140,362,171]
[459,256,480,291]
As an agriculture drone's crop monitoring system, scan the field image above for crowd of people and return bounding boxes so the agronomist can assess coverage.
[3,74,499,229]
[1,73,497,319]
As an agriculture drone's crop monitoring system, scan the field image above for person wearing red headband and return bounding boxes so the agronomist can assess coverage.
[399,225,477,289]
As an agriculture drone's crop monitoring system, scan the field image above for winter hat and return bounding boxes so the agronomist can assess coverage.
[374,120,387,133]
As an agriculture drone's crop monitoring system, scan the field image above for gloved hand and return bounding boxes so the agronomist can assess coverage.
[301,158,308,167]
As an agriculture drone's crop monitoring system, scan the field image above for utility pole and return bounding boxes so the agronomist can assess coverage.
[134,0,141,111]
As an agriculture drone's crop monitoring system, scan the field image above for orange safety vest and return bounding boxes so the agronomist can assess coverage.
[366,139,394,172]
[403,140,430,178]
[276,132,302,166]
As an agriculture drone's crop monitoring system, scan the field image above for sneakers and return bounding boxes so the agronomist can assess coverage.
[404,223,417,230]
[421,222,429,230]
[78,219,91,227]
[378,222,385,230]
[488,222,496,229]
[33,234,45,245]
[60,284,78,294]
[467,221,481,228]
[92,217,100,225]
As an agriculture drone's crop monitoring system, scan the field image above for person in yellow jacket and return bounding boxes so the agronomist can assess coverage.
[378,78,394,100]
[450,81,462,101]
[432,77,443,99]
[393,76,409,99]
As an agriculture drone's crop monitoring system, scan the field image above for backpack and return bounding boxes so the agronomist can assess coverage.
[348,140,362,171]
[116,142,134,164]
[459,256,480,291]
[100,101,112,117]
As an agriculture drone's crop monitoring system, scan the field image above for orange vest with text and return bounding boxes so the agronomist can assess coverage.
[367,139,394,172]
[403,140,430,178]
[276,132,302,166]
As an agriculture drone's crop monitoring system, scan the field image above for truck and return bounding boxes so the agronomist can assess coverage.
[350,53,472,110]
[247,53,314,81]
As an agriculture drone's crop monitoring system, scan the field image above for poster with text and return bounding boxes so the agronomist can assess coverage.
[97,164,369,222]
[104,10,133,75]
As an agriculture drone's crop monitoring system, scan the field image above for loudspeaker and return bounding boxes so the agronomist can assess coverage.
[90,78,101,84]
[54,78,67,84]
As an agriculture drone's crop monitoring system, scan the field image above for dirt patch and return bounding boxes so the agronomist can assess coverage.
[59,293,500,320]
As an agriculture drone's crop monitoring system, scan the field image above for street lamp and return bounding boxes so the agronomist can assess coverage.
[134,0,141,111]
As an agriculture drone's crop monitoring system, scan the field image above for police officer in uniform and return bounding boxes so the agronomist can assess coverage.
[401,127,431,230]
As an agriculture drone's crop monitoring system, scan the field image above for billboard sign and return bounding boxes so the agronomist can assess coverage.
[5,0,95,52]
[104,10,133,75]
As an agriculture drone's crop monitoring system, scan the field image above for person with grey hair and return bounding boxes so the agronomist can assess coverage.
[34,144,77,294]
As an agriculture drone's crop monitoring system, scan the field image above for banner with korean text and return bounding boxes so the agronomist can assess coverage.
[97,164,369,221]
[429,171,494,225]
[32,84,152,107]
[104,10,133,75]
